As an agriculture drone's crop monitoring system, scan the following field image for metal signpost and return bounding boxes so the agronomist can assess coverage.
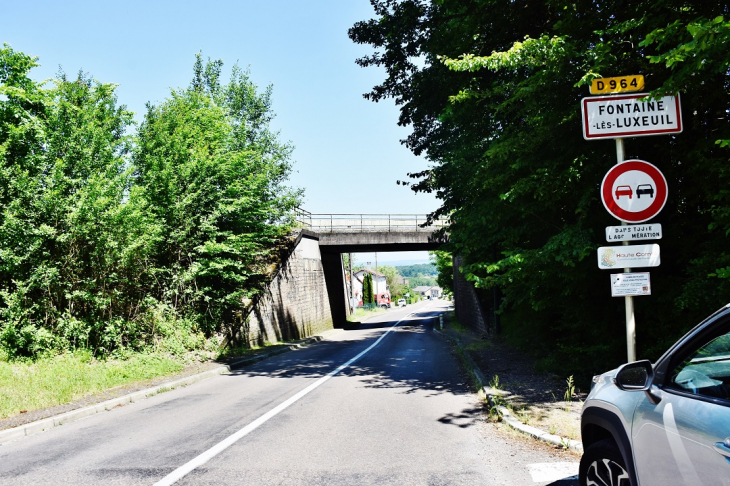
[583,76,681,362]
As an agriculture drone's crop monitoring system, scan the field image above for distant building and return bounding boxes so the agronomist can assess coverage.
[353,269,391,306]
[412,285,442,299]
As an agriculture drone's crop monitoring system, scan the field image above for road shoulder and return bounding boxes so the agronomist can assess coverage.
[0,329,343,444]
[437,313,584,453]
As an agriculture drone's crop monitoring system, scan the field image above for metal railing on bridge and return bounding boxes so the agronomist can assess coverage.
[295,208,447,233]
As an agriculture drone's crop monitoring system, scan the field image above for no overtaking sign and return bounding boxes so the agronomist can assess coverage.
[601,160,668,223]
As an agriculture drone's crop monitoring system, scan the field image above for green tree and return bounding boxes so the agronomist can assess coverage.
[0,44,152,357]
[395,263,436,278]
[0,47,302,358]
[377,265,404,296]
[430,251,453,294]
[134,53,302,337]
[363,272,374,304]
[350,1,730,377]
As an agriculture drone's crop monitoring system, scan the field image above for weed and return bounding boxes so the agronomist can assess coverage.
[486,374,507,421]
[564,375,575,412]
[549,424,558,435]
[488,403,503,421]
[516,407,531,425]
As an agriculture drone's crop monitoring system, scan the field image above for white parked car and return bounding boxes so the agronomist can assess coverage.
[580,304,730,486]
[397,299,406,307]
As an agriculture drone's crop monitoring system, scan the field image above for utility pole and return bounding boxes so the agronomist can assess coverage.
[348,252,354,312]
[374,252,379,296]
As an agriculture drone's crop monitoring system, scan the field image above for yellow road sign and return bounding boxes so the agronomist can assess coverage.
[590,75,645,95]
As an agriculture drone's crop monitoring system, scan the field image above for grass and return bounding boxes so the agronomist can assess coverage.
[445,312,469,334]
[465,340,493,353]
[347,305,389,322]
[0,351,187,419]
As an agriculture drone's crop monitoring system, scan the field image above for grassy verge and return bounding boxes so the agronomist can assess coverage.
[347,306,389,322]
[0,351,189,419]
[0,334,325,421]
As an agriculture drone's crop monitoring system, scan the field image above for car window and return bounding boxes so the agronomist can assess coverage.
[668,331,730,400]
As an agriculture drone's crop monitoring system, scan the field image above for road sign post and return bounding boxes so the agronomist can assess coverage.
[583,77,678,363]
[616,139,637,362]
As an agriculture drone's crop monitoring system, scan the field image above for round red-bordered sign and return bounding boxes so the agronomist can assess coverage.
[601,160,668,223]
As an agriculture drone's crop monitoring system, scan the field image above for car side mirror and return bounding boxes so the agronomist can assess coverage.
[615,360,653,391]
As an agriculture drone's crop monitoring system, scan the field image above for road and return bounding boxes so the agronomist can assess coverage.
[0,300,578,485]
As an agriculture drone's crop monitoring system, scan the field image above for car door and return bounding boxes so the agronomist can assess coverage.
[632,322,730,486]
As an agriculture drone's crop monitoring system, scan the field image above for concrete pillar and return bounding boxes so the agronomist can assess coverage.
[320,250,349,328]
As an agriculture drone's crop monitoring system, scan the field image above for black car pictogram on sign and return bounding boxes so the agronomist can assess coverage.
[636,184,654,198]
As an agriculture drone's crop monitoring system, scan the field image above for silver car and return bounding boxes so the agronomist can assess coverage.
[580,304,730,486]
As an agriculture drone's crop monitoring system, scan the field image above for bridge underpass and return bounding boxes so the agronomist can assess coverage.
[296,210,448,327]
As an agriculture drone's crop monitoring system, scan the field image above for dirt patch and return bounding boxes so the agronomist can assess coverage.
[442,313,586,441]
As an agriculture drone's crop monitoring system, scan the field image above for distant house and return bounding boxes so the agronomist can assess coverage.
[412,285,442,299]
[352,269,390,306]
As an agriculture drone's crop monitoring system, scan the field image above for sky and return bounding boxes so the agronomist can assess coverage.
[1,1,439,264]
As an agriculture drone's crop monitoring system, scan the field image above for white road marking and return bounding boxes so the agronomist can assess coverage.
[528,462,579,483]
[153,304,433,486]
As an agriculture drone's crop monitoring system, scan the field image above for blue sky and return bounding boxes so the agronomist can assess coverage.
[1,1,438,264]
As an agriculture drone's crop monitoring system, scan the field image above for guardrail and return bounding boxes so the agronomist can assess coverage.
[295,208,446,233]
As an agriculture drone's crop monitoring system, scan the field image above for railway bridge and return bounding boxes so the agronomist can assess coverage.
[237,210,449,348]
[295,210,449,326]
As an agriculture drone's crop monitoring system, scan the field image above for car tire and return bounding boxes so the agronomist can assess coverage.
[579,439,632,486]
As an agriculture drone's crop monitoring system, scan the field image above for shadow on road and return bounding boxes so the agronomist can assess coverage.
[224,312,483,430]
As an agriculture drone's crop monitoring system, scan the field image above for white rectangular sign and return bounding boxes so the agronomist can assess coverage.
[582,93,682,140]
[598,244,660,270]
[611,272,651,297]
[606,224,662,242]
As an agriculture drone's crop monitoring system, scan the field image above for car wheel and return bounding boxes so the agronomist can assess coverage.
[579,440,632,486]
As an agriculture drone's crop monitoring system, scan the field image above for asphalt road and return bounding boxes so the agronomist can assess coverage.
[0,300,578,485]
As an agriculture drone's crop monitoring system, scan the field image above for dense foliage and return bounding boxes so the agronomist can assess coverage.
[0,46,300,359]
[429,251,453,294]
[395,263,437,287]
[350,1,730,377]
[395,263,436,278]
